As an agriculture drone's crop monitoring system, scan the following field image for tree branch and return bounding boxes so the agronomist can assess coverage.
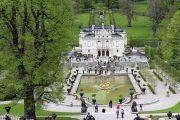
[34,91,50,103]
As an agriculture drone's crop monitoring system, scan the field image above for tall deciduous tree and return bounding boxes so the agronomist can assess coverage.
[0,0,73,119]
[148,0,165,37]
[119,0,136,27]
[161,11,180,70]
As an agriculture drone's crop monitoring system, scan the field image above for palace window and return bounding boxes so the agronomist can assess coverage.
[116,41,119,47]
[88,41,90,47]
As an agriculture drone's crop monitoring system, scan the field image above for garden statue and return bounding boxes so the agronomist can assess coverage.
[83,112,95,120]
[175,114,180,120]
[19,116,26,120]
[134,114,145,120]
[167,111,172,119]
[51,113,57,120]
[5,106,11,114]
[131,101,138,112]
[81,98,88,113]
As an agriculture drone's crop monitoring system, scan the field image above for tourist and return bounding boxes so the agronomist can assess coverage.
[76,69,79,74]
[95,104,98,113]
[140,104,142,111]
[116,110,119,118]
[121,109,124,118]
[126,68,128,73]
[109,100,112,108]
[116,104,120,111]
[70,102,73,107]
[5,115,11,120]
[175,114,180,120]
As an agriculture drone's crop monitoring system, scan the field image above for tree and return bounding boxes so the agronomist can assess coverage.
[105,0,119,9]
[105,0,110,7]
[73,0,81,13]
[148,0,165,37]
[82,0,92,9]
[0,0,73,119]
[161,11,180,70]
[119,0,136,27]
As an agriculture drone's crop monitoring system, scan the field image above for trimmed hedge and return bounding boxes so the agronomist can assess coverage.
[147,83,156,94]
[65,71,71,80]
[169,86,176,94]
[139,71,147,82]
[153,71,163,81]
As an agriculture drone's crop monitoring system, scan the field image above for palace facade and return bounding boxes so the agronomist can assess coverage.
[79,12,127,58]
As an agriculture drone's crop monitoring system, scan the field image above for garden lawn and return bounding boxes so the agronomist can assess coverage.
[135,0,148,14]
[77,75,133,104]
[141,102,180,113]
[0,104,80,116]
[37,117,78,120]
[114,13,153,41]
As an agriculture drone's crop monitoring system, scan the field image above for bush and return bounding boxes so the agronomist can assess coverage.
[147,84,156,94]
[153,71,163,81]
[139,71,147,82]
[169,86,176,94]
[65,71,71,80]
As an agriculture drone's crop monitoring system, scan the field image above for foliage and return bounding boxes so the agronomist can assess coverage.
[0,0,74,119]
[119,0,136,27]
[140,69,158,94]
[65,71,71,80]
[147,83,156,94]
[139,71,147,82]
[148,0,166,37]
[169,86,176,94]
[160,11,180,71]
[154,56,180,82]
[153,71,163,81]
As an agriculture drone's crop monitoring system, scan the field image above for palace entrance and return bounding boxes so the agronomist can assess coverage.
[97,50,109,57]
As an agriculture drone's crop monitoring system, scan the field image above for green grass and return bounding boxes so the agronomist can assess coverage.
[113,13,153,43]
[135,0,148,14]
[75,13,90,28]
[37,117,78,120]
[0,104,80,116]
[141,102,180,113]
[77,75,133,104]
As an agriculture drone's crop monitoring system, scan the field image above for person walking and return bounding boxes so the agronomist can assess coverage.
[116,104,120,110]
[95,104,98,113]
[121,109,124,118]
[116,110,119,118]
[109,100,113,108]
[140,104,142,111]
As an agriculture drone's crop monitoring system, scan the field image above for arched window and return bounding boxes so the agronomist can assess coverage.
[102,51,105,56]
[98,50,101,56]
[106,50,109,56]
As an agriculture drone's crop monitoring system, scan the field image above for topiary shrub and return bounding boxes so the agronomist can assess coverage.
[147,84,156,94]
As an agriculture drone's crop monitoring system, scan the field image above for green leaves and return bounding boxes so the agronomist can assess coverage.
[0,0,74,107]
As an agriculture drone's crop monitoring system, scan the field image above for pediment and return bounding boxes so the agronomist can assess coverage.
[97,29,110,35]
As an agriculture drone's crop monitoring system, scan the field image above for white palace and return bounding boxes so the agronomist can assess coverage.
[79,12,127,58]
